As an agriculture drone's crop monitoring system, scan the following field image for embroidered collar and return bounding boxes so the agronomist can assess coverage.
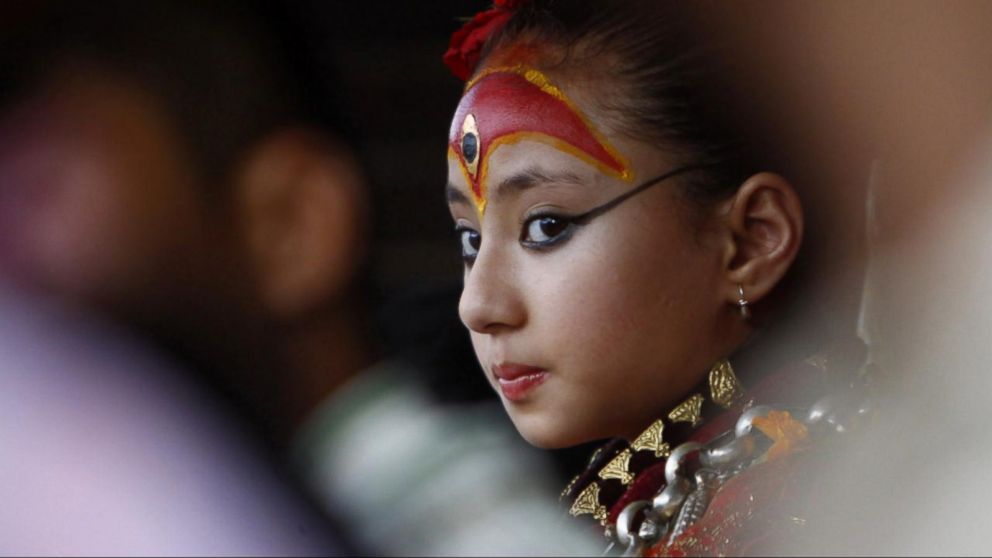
[562,360,745,524]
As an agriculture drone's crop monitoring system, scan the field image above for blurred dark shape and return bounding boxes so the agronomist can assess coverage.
[376,281,492,403]
[0,0,356,185]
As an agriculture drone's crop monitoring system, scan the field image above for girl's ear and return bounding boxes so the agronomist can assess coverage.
[233,128,368,320]
[720,172,803,306]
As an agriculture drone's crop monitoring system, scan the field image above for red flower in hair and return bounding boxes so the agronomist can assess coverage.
[443,0,527,81]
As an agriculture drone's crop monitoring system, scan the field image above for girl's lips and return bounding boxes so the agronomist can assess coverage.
[492,363,548,402]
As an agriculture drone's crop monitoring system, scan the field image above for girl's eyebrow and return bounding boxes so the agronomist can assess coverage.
[445,168,585,208]
[490,168,585,203]
[445,183,471,206]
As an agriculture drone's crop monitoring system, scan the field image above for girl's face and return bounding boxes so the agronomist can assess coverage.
[446,65,731,448]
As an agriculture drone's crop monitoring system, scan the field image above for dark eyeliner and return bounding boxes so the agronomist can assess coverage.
[519,211,583,251]
[516,163,714,251]
[570,163,715,225]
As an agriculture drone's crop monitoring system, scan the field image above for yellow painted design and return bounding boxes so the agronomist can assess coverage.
[450,131,482,217]
[447,146,486,216]
[480,130,632,189]
[708,359,744,409]
[668,393,705,427]
[460,129,634,219]
[569,482,607,521]
[752,410,809,462]
[631,419,670,458]
[598,449,634,485]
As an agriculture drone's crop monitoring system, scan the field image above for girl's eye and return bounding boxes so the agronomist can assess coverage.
[456,226,481,263]
[521,215,575,247]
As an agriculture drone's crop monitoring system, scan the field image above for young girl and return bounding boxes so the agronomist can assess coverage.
[443,1,869,554]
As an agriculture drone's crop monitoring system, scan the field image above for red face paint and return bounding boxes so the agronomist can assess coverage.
[448,66,632,214]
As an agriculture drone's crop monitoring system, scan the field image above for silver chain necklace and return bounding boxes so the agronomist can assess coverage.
[605,381,872,556]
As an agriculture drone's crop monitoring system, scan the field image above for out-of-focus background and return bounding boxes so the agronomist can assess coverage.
[2,0,480,282]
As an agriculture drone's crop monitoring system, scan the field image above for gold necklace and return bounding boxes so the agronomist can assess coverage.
[563,359,745,523]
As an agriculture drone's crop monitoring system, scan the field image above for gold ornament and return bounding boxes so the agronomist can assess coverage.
[587,446,605,466]
[708,359,744,409]
[668,393,705,426]
[569,482,607,522]
[598,449,634,485]
[560,474,580,501]
[631,419,671,458]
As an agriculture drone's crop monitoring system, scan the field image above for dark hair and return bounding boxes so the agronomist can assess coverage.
[479,0,757,213]
[0,1,356,200]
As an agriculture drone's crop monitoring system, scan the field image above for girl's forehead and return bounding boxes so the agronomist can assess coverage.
[447,63,633,215]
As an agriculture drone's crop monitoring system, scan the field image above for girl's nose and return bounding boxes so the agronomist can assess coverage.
[458,246,526,334]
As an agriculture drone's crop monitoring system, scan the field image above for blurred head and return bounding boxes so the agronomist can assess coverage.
[445,0,803,448]
[0,2,368,432]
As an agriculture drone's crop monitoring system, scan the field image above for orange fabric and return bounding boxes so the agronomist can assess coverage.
[752,410,810,462]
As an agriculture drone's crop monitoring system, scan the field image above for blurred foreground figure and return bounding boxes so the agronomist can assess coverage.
[689,1,992,554]
[0,284,343,555]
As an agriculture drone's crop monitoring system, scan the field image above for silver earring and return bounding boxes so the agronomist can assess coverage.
[737,285,750,320]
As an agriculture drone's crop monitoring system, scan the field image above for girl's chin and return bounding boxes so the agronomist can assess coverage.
[509,414,591,449]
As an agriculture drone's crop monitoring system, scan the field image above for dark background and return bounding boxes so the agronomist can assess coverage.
[281,1,486,288]
[274,1,503,405]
